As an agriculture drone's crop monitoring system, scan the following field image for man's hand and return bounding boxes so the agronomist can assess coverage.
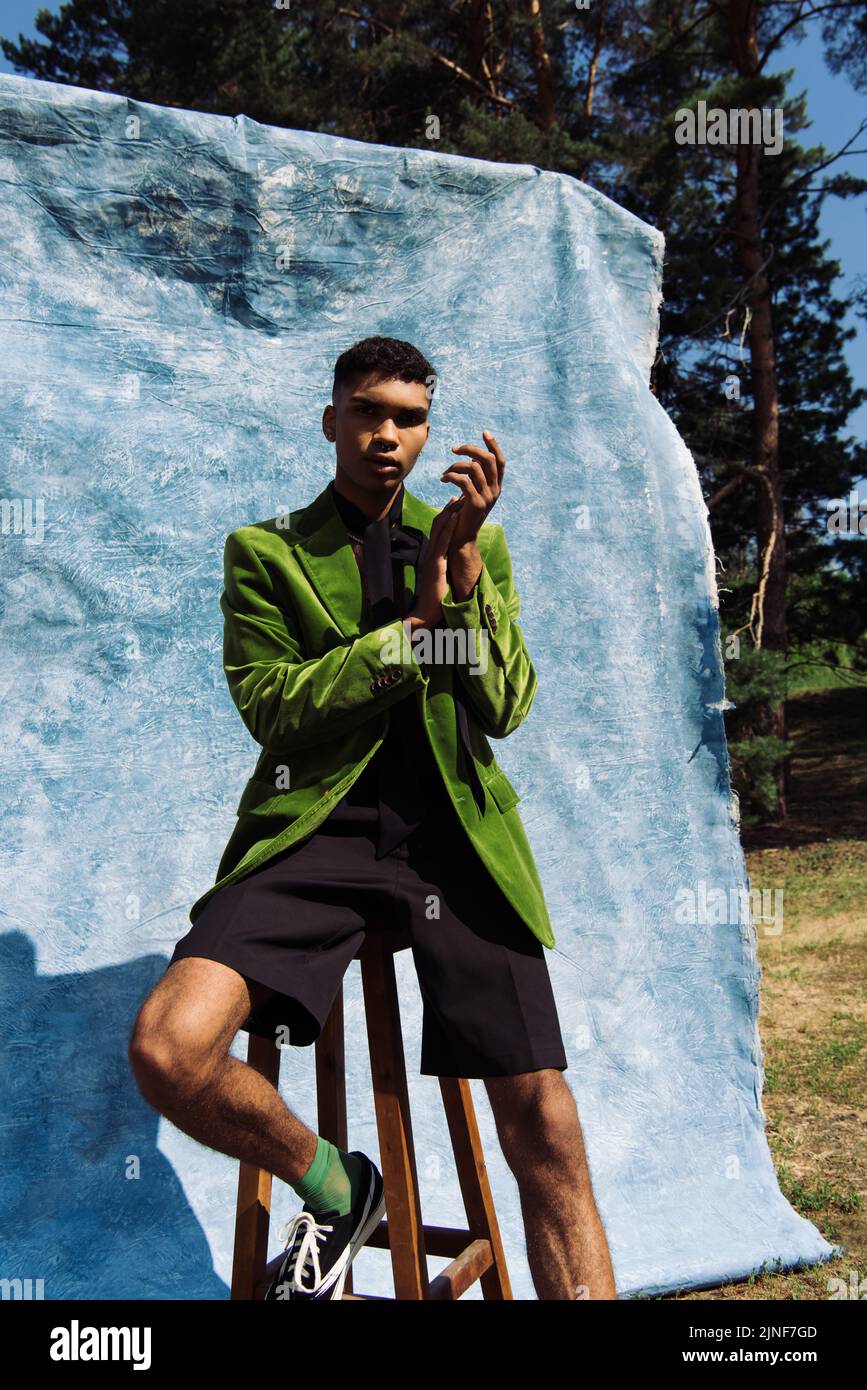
[440,430,506,601]
[405,496,462,634]
[440,429,505,547]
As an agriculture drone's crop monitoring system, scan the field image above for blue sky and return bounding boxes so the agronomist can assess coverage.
[1,2,864,443]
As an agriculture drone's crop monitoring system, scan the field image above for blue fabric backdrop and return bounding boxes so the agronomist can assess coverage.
[0,72,839,1300]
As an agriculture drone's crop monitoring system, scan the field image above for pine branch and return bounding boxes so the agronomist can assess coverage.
[335,7,514,108]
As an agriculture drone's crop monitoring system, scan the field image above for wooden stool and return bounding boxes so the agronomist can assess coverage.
[230,923,512,1300]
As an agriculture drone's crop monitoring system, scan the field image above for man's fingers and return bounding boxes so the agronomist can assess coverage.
[430,498,463,535]
[426,500,462,563]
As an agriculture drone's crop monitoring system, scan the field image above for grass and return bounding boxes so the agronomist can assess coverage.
[666,685,866,1301]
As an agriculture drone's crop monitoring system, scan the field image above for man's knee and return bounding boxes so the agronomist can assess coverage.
[485,1070,583,1167]
[128,994,201,1104]
[128,969,227,1104]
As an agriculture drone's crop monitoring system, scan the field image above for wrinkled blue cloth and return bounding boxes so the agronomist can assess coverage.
[0,72,838,1300]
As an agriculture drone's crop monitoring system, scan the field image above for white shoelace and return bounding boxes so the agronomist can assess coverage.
[275,1212,336,1293]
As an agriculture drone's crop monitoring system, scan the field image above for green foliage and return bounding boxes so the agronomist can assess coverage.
[787,642,867,693]
[724,643,789,707]
[728,731,790,821]
[722,644,789,819]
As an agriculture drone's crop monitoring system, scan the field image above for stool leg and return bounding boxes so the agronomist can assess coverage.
[360,932,429,1299]
[315,982,349,1150]
[439,1077,513,1300]
[231,1033,281,1300]
[314,984,354,1293]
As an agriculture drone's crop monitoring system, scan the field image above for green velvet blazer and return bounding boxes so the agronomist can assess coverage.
[189,480,556,949]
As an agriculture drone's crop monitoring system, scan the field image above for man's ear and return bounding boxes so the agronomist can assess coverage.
[322,404,335,442]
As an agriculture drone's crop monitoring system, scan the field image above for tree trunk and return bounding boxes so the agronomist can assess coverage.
[585,0,606,119]
[524,0,557,129]
[728,0,789,819]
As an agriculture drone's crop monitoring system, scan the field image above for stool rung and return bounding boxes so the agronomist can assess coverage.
[364,1221,494,1261]
[255,1235,494,1302]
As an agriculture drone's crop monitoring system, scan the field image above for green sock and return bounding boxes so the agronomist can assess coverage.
[292,1136,366,1217]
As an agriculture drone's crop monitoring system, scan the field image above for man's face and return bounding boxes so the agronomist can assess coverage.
[323,373,432,498]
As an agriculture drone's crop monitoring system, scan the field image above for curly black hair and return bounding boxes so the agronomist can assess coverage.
[332,335,437,403]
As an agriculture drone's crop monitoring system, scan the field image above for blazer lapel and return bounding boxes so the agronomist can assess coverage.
[292,480,436,638]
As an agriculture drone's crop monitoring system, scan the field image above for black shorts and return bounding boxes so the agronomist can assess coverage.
[169,762,567,1079]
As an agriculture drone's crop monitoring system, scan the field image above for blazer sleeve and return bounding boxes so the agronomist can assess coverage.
[438,523,538,739]
[221,528,428,753]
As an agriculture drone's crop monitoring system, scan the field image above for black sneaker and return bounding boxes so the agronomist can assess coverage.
[264,1151,385,1301]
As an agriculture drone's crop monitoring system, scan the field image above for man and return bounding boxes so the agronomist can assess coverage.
[129,336,616,1301]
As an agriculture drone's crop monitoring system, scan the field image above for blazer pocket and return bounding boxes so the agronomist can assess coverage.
[485,769,521,814]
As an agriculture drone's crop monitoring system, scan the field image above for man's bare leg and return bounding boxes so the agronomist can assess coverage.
[484,1069,617,1300]
[128,957,318,1186]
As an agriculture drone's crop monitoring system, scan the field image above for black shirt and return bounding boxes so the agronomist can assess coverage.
[328,479,442,856]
